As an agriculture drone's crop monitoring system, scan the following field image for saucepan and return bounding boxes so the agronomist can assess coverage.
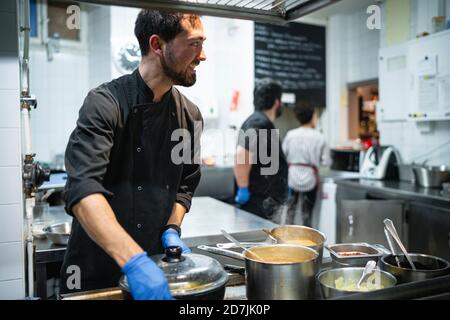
[264,225,326,270]
[380,253,450,284]
[198,243,320,300]
[244,244,319,300]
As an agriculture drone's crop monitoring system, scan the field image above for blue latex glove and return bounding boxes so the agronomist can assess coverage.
[288,187,295,200]
[161,229,192,254]
[122,252,173,300]
[235,187,250,205]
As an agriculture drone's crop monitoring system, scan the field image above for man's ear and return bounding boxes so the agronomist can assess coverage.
[149,35,163,56]
[276,98,282,109]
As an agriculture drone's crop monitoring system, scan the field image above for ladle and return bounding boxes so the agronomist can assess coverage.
[221,229,266,262]
[356,260,377,290]
[384,219,416,270]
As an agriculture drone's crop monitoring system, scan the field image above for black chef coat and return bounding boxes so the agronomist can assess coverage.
[60,69,203,293]
[237,111,288,220]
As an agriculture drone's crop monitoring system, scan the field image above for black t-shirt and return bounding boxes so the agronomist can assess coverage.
[237,111,288,203]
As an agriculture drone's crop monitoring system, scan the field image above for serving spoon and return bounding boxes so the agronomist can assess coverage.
[356,260,377,290]
[384,227,401,268]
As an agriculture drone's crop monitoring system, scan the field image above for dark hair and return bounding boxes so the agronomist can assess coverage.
[134,10,200,56]
[253,78,282,111]
[294,102,315,125]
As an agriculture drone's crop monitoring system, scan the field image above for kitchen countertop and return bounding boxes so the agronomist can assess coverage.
[35,197,276,262]
[58,229,450,301]
[336,178,450,207]
[34,197,276,299]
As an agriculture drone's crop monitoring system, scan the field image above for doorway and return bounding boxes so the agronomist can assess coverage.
[348,79,379,149]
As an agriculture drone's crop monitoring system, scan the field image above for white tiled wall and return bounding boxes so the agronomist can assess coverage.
[326,14,349,147]
[88,5,111,88]
[0,0,25,299]
[347,11,380,83]
[378,0,450,166]
[380,121,450,166]
[29,48,89,164]
[325,9,380,146]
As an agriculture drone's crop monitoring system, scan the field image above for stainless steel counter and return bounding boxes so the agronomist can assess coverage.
[34,197,276,299]
[336,178,450,207]
[182,197,277,238]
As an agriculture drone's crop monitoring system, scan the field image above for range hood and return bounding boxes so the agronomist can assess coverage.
[75,0,341,23]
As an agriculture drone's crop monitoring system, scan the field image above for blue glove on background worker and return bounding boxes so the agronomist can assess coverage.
[161,229,192,254]
[122,252,173,300]
[235,187,250,205]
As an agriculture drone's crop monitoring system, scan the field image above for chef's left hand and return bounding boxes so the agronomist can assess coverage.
[161,229,191,254]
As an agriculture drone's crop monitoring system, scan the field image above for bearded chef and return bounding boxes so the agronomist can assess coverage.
[60,10,206,300]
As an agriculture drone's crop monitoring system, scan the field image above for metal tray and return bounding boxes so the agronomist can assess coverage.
[326,243,384,268]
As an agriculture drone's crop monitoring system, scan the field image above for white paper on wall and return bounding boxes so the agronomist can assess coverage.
[417,55,437,77]
[438,75,450,110]
[418,75,439,111]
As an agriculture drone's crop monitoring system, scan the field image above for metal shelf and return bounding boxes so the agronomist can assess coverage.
[74,0,341,23]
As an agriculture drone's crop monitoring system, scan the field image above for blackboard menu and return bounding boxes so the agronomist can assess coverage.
[255,22,326,108]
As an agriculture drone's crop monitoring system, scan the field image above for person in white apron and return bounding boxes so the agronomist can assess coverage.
[282,102,330,227]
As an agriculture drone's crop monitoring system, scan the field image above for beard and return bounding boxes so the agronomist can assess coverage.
[161,48,198,87]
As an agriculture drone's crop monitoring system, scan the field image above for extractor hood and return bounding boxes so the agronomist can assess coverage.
[74,0,341,23]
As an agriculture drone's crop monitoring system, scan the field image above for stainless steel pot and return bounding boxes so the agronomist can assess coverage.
[380,253,450,284]
[412,165,450,188]
[245,244,319,300]
[43,222,71,245]
[267,225,326,270]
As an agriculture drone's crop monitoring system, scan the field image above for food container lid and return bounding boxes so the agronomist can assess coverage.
[121,246,228,297]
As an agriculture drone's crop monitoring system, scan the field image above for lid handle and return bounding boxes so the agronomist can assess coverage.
[162,246,185,263]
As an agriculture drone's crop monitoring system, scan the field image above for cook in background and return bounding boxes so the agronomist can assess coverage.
[233,79,288,221]
[60,10,206,299]
[282,102,330,227]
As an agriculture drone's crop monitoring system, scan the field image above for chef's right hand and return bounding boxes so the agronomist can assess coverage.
[122,252,173,300]
[235,187,250,205]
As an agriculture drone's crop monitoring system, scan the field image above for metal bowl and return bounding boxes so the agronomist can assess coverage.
[380,253,450,284]
[317,267,397,299]
[43,222,71,246]
[412,165,450,188]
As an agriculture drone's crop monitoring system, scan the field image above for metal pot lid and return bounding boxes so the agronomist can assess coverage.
[121,246,228,297]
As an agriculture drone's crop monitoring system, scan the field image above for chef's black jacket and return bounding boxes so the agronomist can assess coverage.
[60,69,203,293]
[237,111,288,220]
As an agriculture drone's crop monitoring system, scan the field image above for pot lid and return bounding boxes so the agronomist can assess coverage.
[121,246,228,297]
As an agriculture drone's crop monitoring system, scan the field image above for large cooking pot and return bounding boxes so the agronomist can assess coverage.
[267,225,326,270]
[245,244,319,300]
[119,246,229,300]
[380,253,450,284]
